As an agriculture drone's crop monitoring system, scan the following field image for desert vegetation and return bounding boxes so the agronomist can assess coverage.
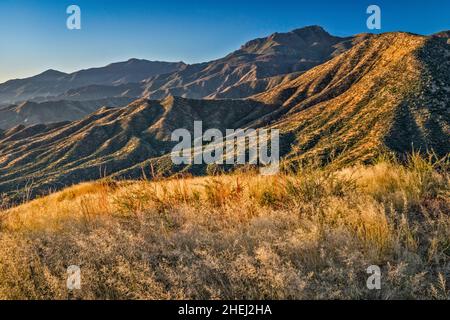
[0,153,448,299]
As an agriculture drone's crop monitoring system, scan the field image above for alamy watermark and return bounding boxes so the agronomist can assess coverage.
[67,265,81,290]
[65,5,380,31]
[171,121,280,175]
[67,5,81,30]
[367,5,381,30]
[366,265,381,290]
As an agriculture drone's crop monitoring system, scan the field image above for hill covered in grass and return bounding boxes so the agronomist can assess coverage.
[0,155,448,299]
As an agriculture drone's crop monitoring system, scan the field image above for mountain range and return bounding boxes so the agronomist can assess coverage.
[0,59,186,105]
[0,26,449,200]
[0,97,134,130]
[0,27,368,108]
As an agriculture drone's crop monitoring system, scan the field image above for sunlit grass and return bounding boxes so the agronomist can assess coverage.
[0,154,448,299]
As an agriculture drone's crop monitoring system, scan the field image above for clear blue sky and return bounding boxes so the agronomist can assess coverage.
[0,0,449,83]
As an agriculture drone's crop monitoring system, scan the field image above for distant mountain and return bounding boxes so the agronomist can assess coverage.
[0,26,370,129]
[0,59,186,104]
[141,26,371,100]
[22,26,371,104]
[53,82,145,101]
[0,97,134,130]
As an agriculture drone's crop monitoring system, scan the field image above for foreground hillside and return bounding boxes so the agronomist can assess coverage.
[0,155,448,299]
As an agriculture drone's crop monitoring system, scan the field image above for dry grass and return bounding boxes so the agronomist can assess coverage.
[0,154,449,300]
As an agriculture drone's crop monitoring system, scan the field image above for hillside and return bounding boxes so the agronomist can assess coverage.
[0,96,275,200]
[0,97,134,130]
[0,156,448,299]
[252,32,450,165]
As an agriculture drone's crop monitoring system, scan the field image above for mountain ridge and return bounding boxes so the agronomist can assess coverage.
[0,97,135,130]
[0,60,186,104]
[0,26,368,106]
[140,26,370,100]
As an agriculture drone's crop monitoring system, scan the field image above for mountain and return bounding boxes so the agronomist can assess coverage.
[16,26,369,104]
[141,26,371,100]
[0,31,449,200]
[0,97,135,130]
[55,82,144,101]
[0,60,186,104]
[0,26,368,129]
[252,32,450,165]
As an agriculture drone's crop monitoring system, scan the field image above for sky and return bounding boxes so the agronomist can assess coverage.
[0,0,449,83]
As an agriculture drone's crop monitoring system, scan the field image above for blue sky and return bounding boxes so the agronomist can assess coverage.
[0,0,449,83]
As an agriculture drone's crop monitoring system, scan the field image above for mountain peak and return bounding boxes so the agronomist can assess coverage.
[290,25,335,40]
[125,58,150,65]
[35,69,67,78]
[292,25,328,34]
[240,25,339,53]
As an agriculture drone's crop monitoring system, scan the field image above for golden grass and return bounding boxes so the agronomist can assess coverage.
[0,155,448,299]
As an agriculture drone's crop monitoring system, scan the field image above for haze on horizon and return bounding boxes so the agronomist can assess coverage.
[0,0,449,83]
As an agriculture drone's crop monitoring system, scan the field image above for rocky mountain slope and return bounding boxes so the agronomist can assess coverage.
[251,32,450,165]
[0,31,449,201]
